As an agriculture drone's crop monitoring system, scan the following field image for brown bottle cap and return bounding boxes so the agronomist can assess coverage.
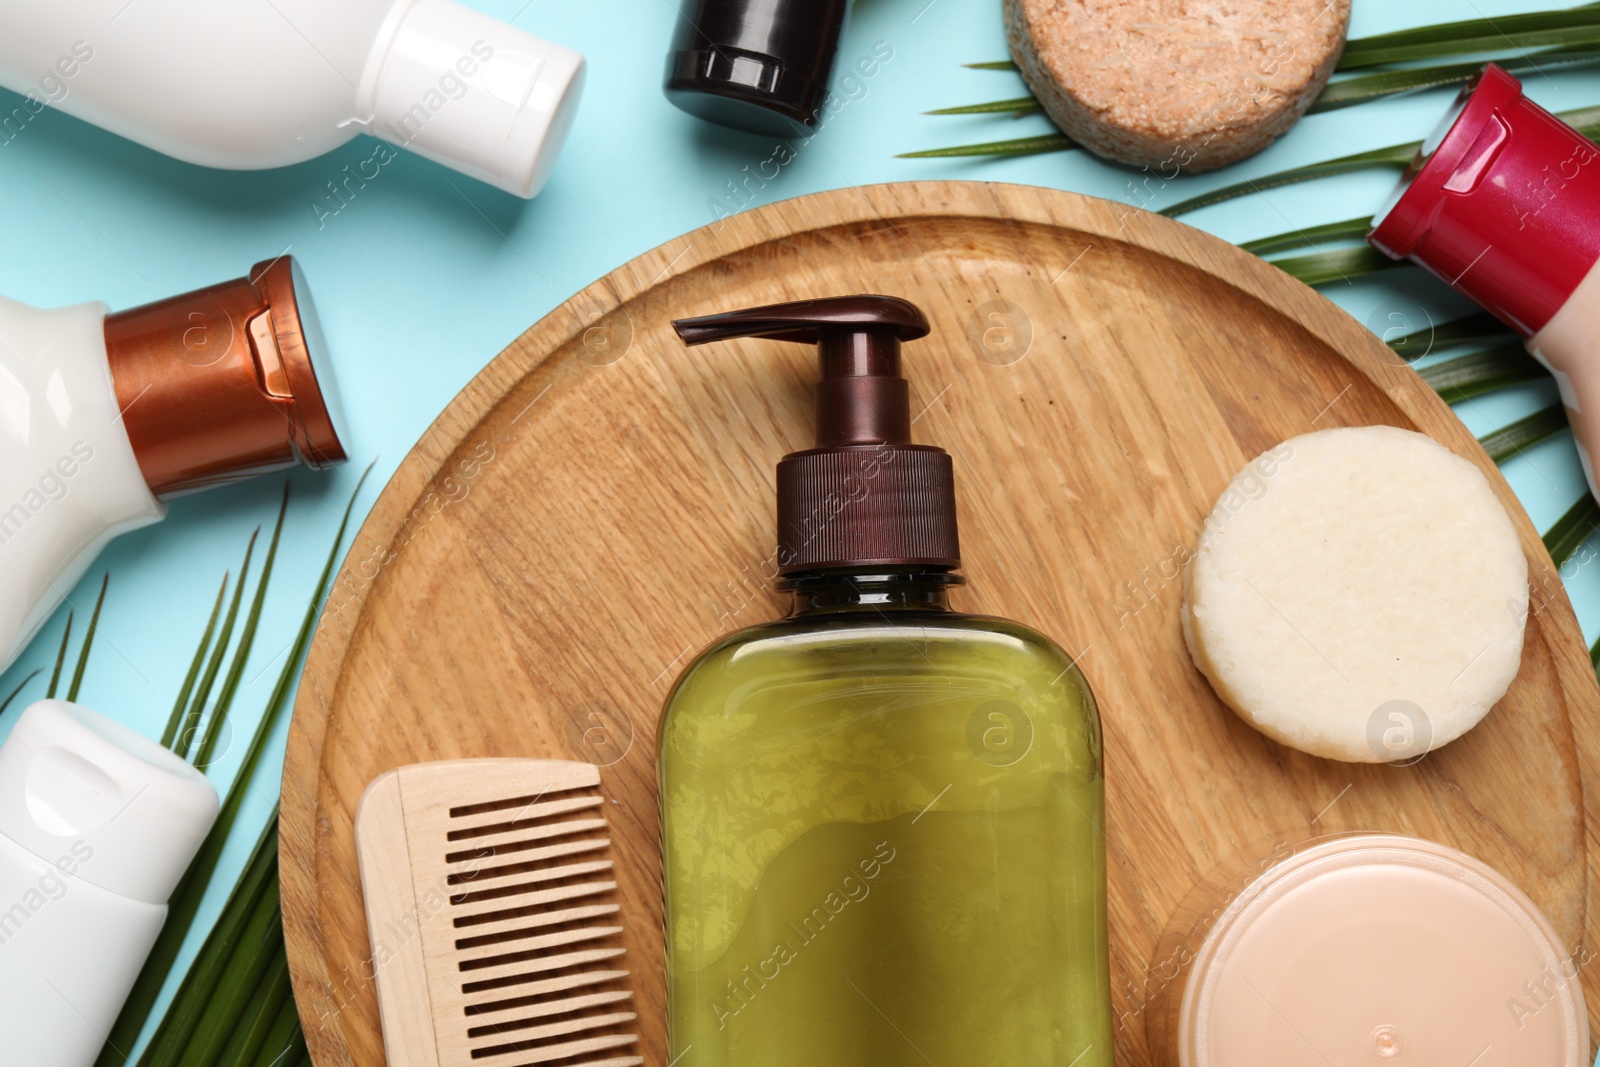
[105,256,346,497]
[673,295,960,575]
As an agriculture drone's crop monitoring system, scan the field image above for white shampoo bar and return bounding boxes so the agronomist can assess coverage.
[1182,426,1529,763]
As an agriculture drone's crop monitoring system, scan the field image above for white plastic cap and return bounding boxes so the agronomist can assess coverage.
[369,0,586,198]
[0,701,218,905]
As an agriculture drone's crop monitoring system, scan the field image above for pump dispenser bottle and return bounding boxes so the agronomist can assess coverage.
[658,296,1113,1066]
[0,256,345,674]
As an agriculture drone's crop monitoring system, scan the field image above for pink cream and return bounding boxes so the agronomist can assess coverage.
[1169,835,1585,1066]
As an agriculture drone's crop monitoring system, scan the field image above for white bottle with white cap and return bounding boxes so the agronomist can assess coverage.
[0,0,585,198]
[0,700,218,1067]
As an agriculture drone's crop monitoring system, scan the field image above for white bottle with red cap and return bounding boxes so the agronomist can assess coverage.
[0,699,219,1067]
[0,0,585,198]
[0,256,345,674]
[1369,64,1600,496]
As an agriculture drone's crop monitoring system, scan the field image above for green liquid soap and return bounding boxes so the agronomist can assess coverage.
[660,604,1113,1066]
[661,296,1114,1065]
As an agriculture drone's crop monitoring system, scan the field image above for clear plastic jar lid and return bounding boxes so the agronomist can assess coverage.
[1181,833,1586,1066]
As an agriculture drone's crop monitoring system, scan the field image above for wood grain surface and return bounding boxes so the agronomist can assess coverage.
[280,181,1600,1065]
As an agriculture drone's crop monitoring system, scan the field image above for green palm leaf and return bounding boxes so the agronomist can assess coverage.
[45,612,73,698]
[1340,8,1600,69]
[0,669,40,716]
[171,877,281,1067]
[1159,143,1417,217]
[1311,48,1600,112]
[924,97,1042,117]
[134,815,280,1065]
[1386,313,1510,360]
[1266,246,1404,287]
[66,574,109,703]
[100,466,370,1067]
[160,576,229,749]
[1239,215,1373,256]
[1418,344,1550,403]
[173,531,258,760]
[898,133,1074,159]
[1161,105,1600,217]
[194,489,289,771]
[215,943,292,1066]
[1545,494,1600,567]
[252,994,306,1067]
[1479,403,1568,463]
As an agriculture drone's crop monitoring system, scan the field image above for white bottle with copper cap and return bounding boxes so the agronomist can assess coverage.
[0,0,584,198]
[0,699,220,1067]
[0,256,345,674]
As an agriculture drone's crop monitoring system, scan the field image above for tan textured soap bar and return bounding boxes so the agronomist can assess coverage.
[1005,0,1350,173]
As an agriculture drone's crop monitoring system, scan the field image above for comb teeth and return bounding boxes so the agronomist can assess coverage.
[357,760,642,1067]
[445,780,637,1065]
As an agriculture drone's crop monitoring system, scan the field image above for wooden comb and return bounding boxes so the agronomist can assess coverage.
[355,759,642,1067]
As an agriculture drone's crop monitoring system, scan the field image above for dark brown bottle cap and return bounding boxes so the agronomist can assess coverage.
[673,295,960,575]
[104,256,346,498]
[663,0,850,137]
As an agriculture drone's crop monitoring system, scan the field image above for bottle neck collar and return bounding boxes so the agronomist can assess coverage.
[781,568,961,616]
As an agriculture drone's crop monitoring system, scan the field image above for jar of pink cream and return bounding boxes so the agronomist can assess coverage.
[1147,834,1587,1065]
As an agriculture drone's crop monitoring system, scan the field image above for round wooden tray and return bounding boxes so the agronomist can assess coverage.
[281,182,1600,1065]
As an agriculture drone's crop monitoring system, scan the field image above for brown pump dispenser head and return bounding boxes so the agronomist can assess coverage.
[674,295,960,575]
[104,256,346,497]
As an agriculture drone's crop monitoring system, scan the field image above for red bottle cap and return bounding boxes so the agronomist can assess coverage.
[1368,64,1600,336]
[104,256,346,497]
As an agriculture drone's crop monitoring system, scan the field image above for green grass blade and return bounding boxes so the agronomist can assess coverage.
[1268,246,1405,287]
[1386,312,1511,360]
[1418,343,1549,403]
[1240,215,1373,256]
[46,613,73,699]
[194,487,290,771]
[925,97,1042,117]
[1479,403,1568,463]
[66,573,109,703]
[251,996,302,1067]
[965,60,1017,70]
[897,133,1075,159]
[1339,10,1600,70]
[1545,494,1600,569]
[214,946,291,1067]
[0,669,41,717]
[174,530,259,761]
[161,575,229,749]
[1160,142,1417,217]
[97,470,368,1067]
[134,817,279,1066]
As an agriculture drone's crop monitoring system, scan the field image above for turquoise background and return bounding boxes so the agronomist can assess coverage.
[1,0,1596,1056]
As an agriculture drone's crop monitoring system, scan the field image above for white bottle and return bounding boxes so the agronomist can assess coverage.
[0,0,585,198]
[0,700,219,1067]
[0,256,345,675]
[1369,65,1600,499]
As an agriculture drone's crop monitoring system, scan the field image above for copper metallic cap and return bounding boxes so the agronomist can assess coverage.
[105,256,346,497]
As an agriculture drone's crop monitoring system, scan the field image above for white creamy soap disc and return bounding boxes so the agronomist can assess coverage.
[1182,426,1529,763]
